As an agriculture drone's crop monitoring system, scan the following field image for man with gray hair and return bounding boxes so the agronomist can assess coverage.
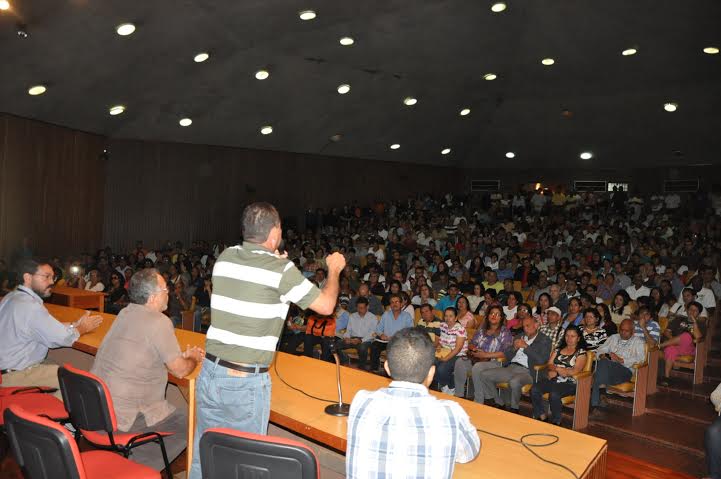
[91,268,204,472]
[189,201,345,479]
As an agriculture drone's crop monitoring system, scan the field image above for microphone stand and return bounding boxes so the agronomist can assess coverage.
[324,342,350,416]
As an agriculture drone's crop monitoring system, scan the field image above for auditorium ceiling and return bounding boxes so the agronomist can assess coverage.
[0,0,719,168]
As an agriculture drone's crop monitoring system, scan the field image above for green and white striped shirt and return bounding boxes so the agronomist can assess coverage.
[206,242,321,364]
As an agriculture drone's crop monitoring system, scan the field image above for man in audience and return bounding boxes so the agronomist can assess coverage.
[591,318,646,411]
[370,294,414,372]
[0,258,102,396]
[625,273,651,300]
[633,306,661,347]
[346,327,481,478]
[91,268,204,471]
[683,273,716,317]
[435,283,460,311]
[341,297,377,370]
[541,306,566,351]
[477,316,551,413]
[482,270,504,293]
[348,282,384,316]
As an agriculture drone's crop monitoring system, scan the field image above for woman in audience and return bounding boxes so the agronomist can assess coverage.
[659,300,707,386]
[534,292,552,325]
[503,291,521,322]
[581,308,608,351]
[105,273,128,314]
[466,283,484,313]
[563,297,584,326]
[382,280,402,307]
[595,302,618,335]
[531,325,588,425]
[476,288,498,316]
[400,291,415,318]
[455,295,475,328]
[610,291,632,326]
[468,256,485,282]
[434,307,468,395]
[84,269,105,292]
[412,283,437,307]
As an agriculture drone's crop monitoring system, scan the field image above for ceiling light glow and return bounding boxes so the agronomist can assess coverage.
[483,73,497,81]
[27,85,46,96]
[116,23,136,36]
[441,148,451,155]
[491,2,507,12]
[390,144,400,150]
[664,102,678,112]
[193,52,209,63]
[703,47,719,55]
[505,151,515,159]
[339,36,354,46]
[179,118,192,127]
[299,10,316,21]
[0,1,10,11]
[580,151,593,160]
[255,70,269,80]
[109,105,125,116]
[622,48,637,56]
[460,108,471,116]
[403,97,417,106]
[260,125,273,135]
[337,84,350,94]
[541,58,555,66]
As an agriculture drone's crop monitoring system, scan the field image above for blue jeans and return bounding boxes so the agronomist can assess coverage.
[188,357,272,479]
[434,356,459,389]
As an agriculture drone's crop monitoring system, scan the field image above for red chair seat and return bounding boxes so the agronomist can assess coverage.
[81,450,160,479]
[82,428,173,447]
[0,394,68,426]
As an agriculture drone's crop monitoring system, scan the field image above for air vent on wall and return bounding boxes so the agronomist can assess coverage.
[573,180,607,192]
[470,180,500,192]
[664,179,699,193]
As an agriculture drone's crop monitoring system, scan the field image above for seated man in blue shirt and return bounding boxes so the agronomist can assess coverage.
[370,294,414,371]
[0,258,103,398]
[346,327,481,478]
[435,283,460,312]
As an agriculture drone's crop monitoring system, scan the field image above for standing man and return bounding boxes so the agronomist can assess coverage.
[0,258,102,396]
[189,202,345,479]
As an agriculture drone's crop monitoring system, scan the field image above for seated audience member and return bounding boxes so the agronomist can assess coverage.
[191,276,212,332]
[435,283,461,311]
[482,270,504,293]
[166,279,190,327]
[659,300,706,387]
[683,274,716,317]
[531,325,588,425]
[503,291,521,322]
[563,297,584,326]
[595,302,618,336]
[335,295,351,333]
[455,295,476,328]
[591,319,646,410]
[597,273,621,302]
[416,303,442,340]
[609,291,632,326]
[341,297,377,370]
[434,307,467,395]
[91,268,204,471]
[348,283,385,316]
[549,283,567,314]
[625,273,650,301]
[382,280,403,307]
[706,382,721,479]
[581,308,608,351]
[281,305,306,354]
[633,306,661,347]
[370,294,414,371]
[466,283,484,312]
[670,287,709,319]
[509,302,532,334]
[0,258,102,397]
[477,316,552,413]
[346,327,481,479]
[105,271,128,314]
[304,309,336,362]
[475,288,498,316]
[412,283,437,307]
[540,306,565,352]
[456,305,512,401]
[534,292,552,325]
[84,268,105,292]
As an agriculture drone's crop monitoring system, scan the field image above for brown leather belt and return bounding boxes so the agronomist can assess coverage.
[205,353,269,374]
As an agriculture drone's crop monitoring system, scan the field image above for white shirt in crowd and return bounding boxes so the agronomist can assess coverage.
[625,284,650,300]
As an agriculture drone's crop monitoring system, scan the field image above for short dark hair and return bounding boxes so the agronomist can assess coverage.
[16,257,49,277]
[242,202,281,243]
[356,296,369,305]
[386,327,435,383]
[129,268,161,305]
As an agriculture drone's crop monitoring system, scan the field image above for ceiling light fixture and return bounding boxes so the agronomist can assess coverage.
[339,36,354,46]
[337,84,350,94]
[27,85,46,96]
[115,23,136,36]
[621,48,637,56]
[460,108,471,116]
[505,151,515,159]
[260,125,273,135]
[541,58,555,65]
[0,1,10,11]
[390,144,400,150]
[483,73,497,81]
[109,105,125,116]
[703,47,719,55]
[299,10,316,21]
[255,70,270,80]
[441,148,451,155]
[491,2,507,12]
[580,151,593,160]
[663,102,678,112]
[403,97,417,106]
[193,52,209,63]
[179,118,192,127]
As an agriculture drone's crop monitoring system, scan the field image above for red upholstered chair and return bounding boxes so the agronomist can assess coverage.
[0,392,68,427]
[0,370,58,397]
[57,364,172,479]
[200,428,320,479]
[3,405,159,479]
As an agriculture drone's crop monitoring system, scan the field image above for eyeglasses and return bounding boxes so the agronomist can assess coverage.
[33,273,55,281]
[155,288,169,294]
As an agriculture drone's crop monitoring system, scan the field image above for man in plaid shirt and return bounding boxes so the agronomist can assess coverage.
[346,327,481,478]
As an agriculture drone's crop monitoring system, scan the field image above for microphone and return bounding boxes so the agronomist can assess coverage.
[324,339,350,416]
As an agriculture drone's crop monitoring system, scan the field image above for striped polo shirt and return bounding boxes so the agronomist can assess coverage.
[206,242,321,365]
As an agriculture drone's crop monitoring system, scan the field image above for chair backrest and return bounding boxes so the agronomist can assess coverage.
[3,405,85,479]
[200,428,320,479]
[583,351,595,372]
[57,364,116,434]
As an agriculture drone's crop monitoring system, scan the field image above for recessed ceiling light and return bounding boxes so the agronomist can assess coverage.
[664,102,678,112]
[116,23,136,36]
[109,105,125,116]
[541,58,555,66]
[337,84,350,94]
[505,151,515,159]
[390,144,400,150]
[0,1,10,11]
[260,125,273,135]
[27,85,46,96]
[460,108,471,116]
[299,10,316,21]
[179,118,192,127]
[580,151,593,160]
[339,36,354,46]
[491,2,507,12]
[483,73,497,81]
[703,47,719,55]
[255,70,269,80]
[441,148,451,155]
[403,97,417,106]
[193,52,209,63]
[621,48,637,56]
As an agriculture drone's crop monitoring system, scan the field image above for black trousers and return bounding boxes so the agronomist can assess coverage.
[370,341,388,370]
